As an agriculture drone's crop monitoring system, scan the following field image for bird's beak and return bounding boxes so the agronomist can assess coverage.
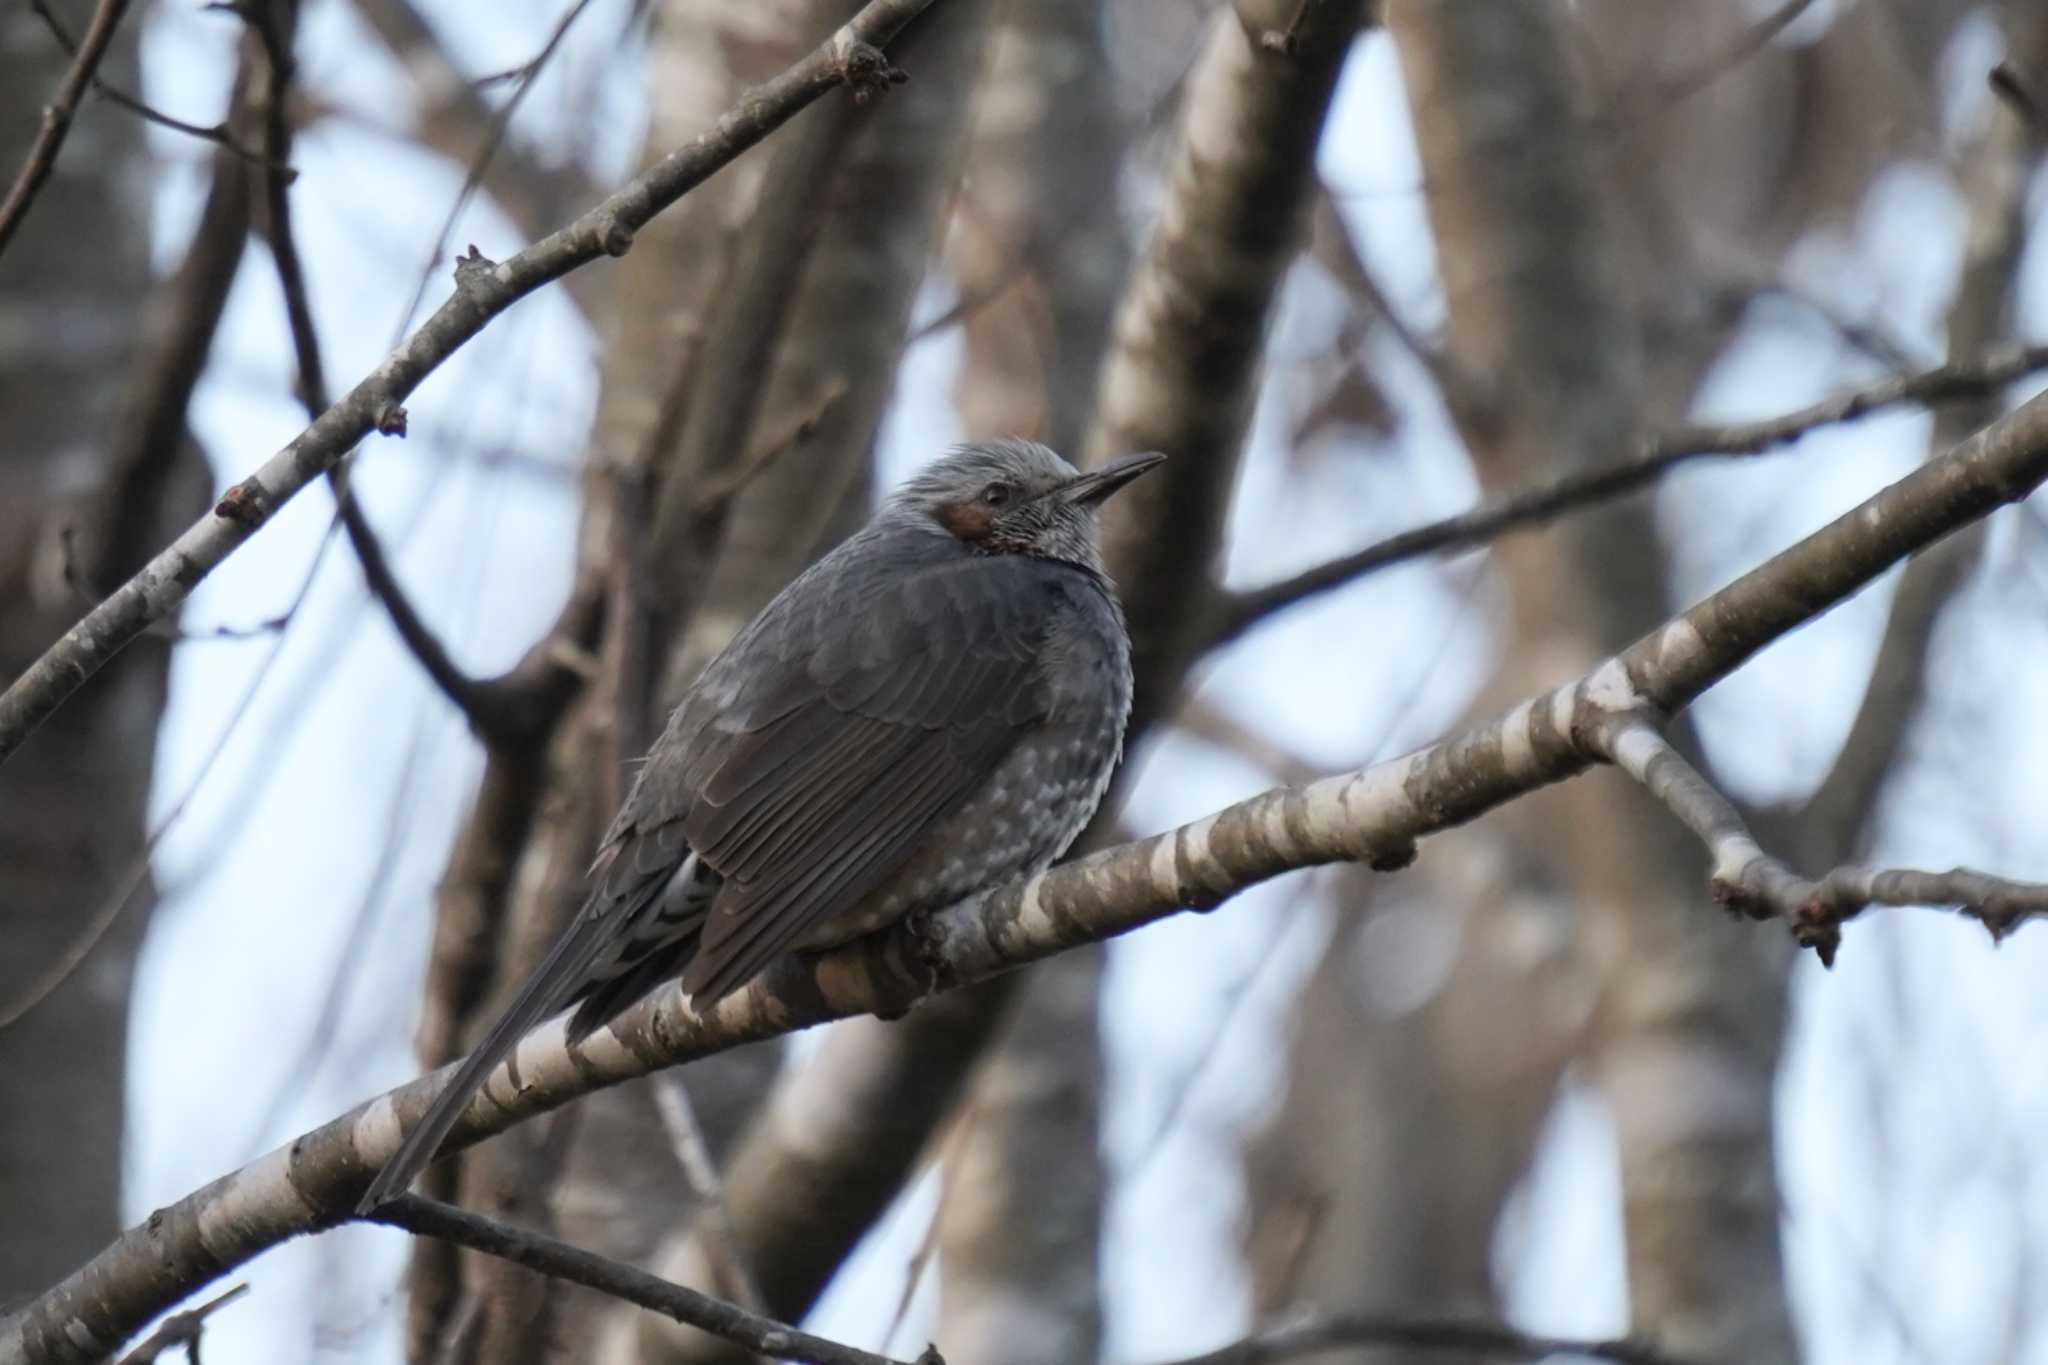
[1056,451,1168,507]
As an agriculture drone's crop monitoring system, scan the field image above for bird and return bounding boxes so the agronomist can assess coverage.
[357,439,1164,1212]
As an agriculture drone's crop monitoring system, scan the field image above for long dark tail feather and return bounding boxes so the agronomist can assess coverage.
[564,932,697,1044]
[355,907,616,1214]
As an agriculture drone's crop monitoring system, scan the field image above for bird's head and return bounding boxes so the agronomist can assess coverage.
[890,439,1166,569]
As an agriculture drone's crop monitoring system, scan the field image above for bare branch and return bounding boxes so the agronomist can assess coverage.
[12,377,2048,1365]
[28,0,283,171]
[370,1196,922,1365]
[1598,713,2048,963]
[344,0,598,238]
[110,1284,249,1365]
[1209,341,2048,647]
[1608,0,1817,117]
[385,0,607,341]
[243,0,568,750]
[649,1074,765,1314]
[1791,17,2048,859]
[0,0,135,260]
[1149,1313,1693,1365]
[646,985,1013,1353]
[1087,0,1368,736]
[0,0,940,769]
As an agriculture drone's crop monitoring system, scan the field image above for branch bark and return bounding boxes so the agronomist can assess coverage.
[373,1197,921,1365]
[0,0,134,260]
[1599,714,2048,958]
[1086,0,1369,737]
[13,376,2048,1365]
[0,0,940,770]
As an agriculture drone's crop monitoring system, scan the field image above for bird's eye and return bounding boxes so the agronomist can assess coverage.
[981,481,1013,507]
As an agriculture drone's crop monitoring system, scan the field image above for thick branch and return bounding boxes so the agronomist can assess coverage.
[12,382,2048,1364]
[0,0,134,260]
[1599,715,2048,962]
[0,0,938,769]
[1086,0,1367,736]
[371,1197,919,1365]
[1209,342,2048,647]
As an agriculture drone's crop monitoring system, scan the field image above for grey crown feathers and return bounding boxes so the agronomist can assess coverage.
[359,439,1164,1212]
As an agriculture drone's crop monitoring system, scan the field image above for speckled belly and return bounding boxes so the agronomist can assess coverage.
[794,708,1126,951]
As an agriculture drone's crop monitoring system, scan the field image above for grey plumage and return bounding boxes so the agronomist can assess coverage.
[358,439,1161,1212]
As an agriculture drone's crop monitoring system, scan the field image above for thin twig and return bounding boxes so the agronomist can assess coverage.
[241,705,435,1153]
[650,1073,767,1314]
[110,1285,249,1365]
[1210,341,2048,646]
[28,0,283,171]
[387,0,603,342]
[0,0,939,769]
[369,1196,926,1365]
[1149,1313,1693,1365]
[0,522,340,1031]
[0,0,136,259]
[1597,713,2048,964]
[241,0,539,744]
[904,252,1032,343]
[692,378,851,508]
[1307,184,1486,426]
[1632,0,1815,111]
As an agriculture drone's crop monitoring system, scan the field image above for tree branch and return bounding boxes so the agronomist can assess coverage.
[0,0,939,769]
[28,0,282,172]
[1597,713,2048,963]
[243,0,579,750]
[1151,1313,1693,1365]
[370,1196,923,1365]
[1787,12,2048,861]
[11,374,2048,1365]
[1088,0,1368,738]
[343,0,603,319]
[0,0,135,260]
[1207,341,2048,648]
[109,1284,248,1365]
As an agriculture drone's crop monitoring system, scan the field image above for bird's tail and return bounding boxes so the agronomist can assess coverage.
[354,904,618,1214]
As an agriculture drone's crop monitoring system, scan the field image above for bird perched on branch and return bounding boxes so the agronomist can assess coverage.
[359,439,1164,1212]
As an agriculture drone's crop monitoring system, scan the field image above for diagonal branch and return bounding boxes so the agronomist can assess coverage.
[0,0,135,260]
[1206,341,2048,648]
[1598,713,2048,963]
[370,1196,921,1365]
[11,370,2048,1365]
[344,0,599,251]
[109,1284,248,1365]
[0,0,939,770]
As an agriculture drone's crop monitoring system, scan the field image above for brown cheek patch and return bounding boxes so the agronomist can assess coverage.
[937,500,994,542]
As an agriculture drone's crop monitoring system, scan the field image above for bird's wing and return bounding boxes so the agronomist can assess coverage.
[672,550,1086,1001]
